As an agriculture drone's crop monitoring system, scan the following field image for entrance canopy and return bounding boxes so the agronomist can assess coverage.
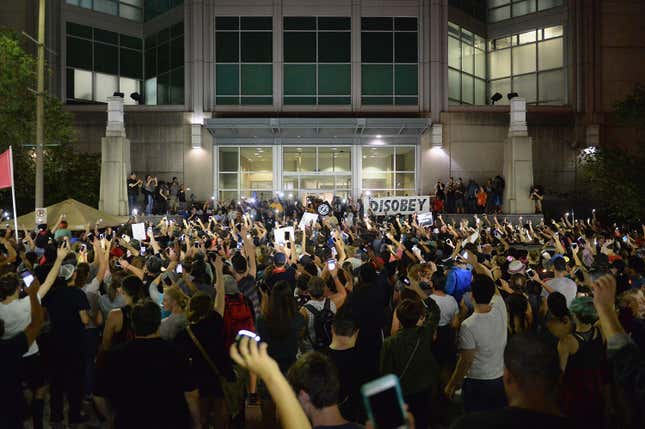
[205,117,431,144]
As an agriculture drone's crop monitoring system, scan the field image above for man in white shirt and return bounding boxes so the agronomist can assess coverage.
[445,274,508,413]
[532,256,577,307]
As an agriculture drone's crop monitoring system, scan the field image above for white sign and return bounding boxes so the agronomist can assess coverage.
[35,208,47,225]
[273,226,295,246]
[365,196,431,216]
[131,222,147,241]
[298,212,318,230]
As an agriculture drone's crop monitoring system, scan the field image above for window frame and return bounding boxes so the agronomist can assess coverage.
[361,145,417,196]
[282,146,352,196]
[218,146,274,199]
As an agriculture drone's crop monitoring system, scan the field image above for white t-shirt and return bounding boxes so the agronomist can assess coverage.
[542,277,577,308]
[458,294,507,380]
[0,296,39,357]
[430,293,459,327]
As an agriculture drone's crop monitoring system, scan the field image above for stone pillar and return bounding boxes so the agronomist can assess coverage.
[99,96,130,216]
[503,98,534,214]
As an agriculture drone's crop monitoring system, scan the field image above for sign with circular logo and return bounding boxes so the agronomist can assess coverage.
[317,202,332,217]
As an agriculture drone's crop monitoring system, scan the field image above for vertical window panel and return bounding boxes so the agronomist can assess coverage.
[449,69,461,101]
[94,73,118,102]
[361,65,393,96]
[448,36,461,69]
[489,49,511,79]
[538,38,563,70]
[512,74,537,103]
[73,69,93,100]
[512,44,536,75]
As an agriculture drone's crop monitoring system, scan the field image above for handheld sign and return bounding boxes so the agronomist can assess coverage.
[131,222,147,241]
[317,202,332,217]
[299,212,318,230]
[274,226,295,246]
[417,212,433,227]
[364,196,431,216]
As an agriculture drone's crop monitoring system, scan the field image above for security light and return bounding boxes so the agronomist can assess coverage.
[490,92,503,104]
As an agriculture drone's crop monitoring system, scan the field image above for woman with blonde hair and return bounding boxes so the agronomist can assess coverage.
[160,285,188,340]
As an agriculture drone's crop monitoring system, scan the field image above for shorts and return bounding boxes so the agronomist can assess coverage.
[20,353,47,389]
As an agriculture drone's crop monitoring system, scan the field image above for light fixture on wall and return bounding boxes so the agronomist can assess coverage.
[490,92,503,105]
[191,124,202,149]
[112,91,124,98]
[130,92,141,103]
[507,92,519,100]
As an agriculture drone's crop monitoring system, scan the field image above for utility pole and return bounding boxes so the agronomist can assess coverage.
[35,0,46,208]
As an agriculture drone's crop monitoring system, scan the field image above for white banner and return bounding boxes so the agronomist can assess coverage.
[364,196,431,216]
[273,226,295,245]
[417,211,434,227]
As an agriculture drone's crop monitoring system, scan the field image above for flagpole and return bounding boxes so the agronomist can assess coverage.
[9,146,19,240]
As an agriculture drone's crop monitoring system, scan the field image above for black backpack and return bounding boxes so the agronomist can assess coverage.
[304,299,334,350]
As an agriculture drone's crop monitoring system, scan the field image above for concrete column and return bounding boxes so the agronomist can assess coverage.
[273,0,283,110]
[429,0,448,122]
[186,0,205,113]
[273,143,283,194]
[184,123,213,201]
[420,124,449,195]
[99,96,130,216]
[351,0,361,111]
[503,98,534,214]
[420,0,431,112]
[351,143,362,198]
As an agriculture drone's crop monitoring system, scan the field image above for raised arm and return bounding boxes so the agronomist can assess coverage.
[214,256,225,317]
[38,243,70,299]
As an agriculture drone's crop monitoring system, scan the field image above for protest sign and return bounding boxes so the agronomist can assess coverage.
[274,226,295,245]
[417,212,434,227]
[364,196,431,216]
[131,222,147,241]
[35,208,47,225]
[299,212,318,230]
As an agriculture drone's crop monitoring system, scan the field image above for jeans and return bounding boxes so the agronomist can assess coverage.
[462,377,507,413]
[145,193,154,215]
[128,194,137,214]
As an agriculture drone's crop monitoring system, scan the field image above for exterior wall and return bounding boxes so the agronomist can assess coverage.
[422,111,578,195]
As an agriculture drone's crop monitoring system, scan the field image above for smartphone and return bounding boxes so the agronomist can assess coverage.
[193,242,200,249]
[80,244,87,252]
[506,256,514,262]
[114,261,121,268]
[21,271,35,288]
[99,233,105,239]
[327,259,336,271]
[235,330,260,350]
[285,231,291,241]
[526,268,535,278]
[236,241,243,250]
[432,228,439,234]
[140,246,146,255]
[176,264,183,274]
[402,277,410,285]
[361,374,408,429]
[461,251,468,259]
[622,235,628,243]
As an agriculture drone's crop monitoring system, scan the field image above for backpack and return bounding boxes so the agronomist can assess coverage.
[223,293,255,350]
[304,299,334,351]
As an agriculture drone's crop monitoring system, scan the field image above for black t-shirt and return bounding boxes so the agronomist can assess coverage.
[265,265,297,290]
[0,333,28,425]
[104,338,195,429]
[43,284,90,350]
[127,178,139,196]
[450,407,568,429]
[326,347,370,423]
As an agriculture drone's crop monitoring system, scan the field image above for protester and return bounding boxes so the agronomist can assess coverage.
[1,194,644,429]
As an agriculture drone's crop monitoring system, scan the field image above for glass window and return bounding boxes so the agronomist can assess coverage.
[544,25,564,39]
[240,148,272,171]
[448,36,461,69]
[512,74,537,103]
[538,38,563,70]
[362,65,393,96]
[67,37,93,70]
[395,146,415,171]
[489,49,511,79]
[216,17,272,105]
[538,69,564,103]
[462,44,474,74]
[120,48,142,79]
[219,173,238,189]
[120,3,142,21]
[283,147,315,172]
[119,77,140,104]
[284,65,315,95]
[462,74,474,104]
[362,32,393,63]
[475,78,486,105]
[361,146,415,194]
[284,32,316,63]
[449,69,460,101]
[73,69,93,100]
[318,64,350,95]
[519,30,537,45]
[94,73,118,102]
[94,0,118,16]
[512,44,536,75]
[489,78,511,104]
[512,0,536,17]
[538,0,563,11]
[145,78,157,105]
[219,147,239,172]
[394,32,417,63]
[318,32,350,62]
[474,49,486,78]
[488,6,510,22]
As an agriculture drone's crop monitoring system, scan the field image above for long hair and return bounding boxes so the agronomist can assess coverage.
[507,293,529,335]
[263,280,298,338]
[74,263,91,288]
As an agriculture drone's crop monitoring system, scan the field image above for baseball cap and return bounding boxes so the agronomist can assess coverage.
[59,264,76,281]
[508,260,526,274]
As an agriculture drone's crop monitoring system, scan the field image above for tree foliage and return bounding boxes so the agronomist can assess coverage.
[0,31,100,216]
[581,85,645,224]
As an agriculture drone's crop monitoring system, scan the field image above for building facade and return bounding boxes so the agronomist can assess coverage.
[3,0,644,203]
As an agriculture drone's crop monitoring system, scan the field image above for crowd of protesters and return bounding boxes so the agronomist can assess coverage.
[1,195,644,429]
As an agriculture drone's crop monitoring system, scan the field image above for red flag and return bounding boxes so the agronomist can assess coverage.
[0,149,12,189]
